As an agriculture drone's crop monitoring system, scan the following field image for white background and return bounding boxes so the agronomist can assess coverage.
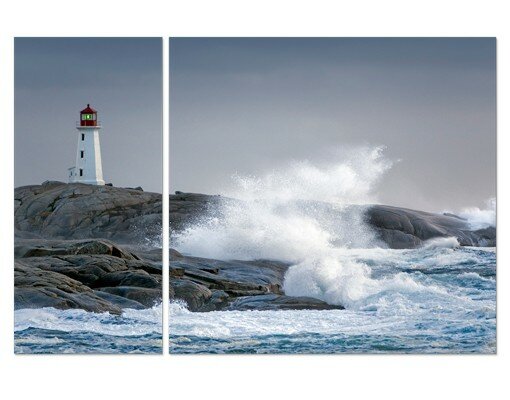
[0,1,508,399]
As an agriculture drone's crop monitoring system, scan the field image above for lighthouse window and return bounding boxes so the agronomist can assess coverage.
[81,134,85,141]
[79,169,83,177]
[80,150,84,158]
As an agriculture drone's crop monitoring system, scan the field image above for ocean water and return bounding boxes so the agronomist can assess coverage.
[169,245,496,354]
[170,148,496,354]
[14,305,162,354]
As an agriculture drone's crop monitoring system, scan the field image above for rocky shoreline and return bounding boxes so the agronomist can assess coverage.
[169,249,342,311]
[14,183,495,314]
[170,192,496,249]
[167,192,495,312]
[15,238,162,314]
[15,182,162,314]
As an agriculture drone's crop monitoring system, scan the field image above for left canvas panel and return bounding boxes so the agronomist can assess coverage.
[14,38,163,354]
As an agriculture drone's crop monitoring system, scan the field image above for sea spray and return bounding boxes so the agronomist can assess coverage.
[441,198,496,231]
[172,146,390,261]
[172,146,434,308]
[457,198,496,230]
[282,244,460,310]
[229,146,392,204]
[169,146,495,353]
[171,146,495,314]
[131,220,163,249]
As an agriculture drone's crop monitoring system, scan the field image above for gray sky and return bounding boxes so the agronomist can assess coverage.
[169,38,496,212]
[15,38,162,193]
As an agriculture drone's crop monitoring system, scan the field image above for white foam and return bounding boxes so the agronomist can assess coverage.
[169,245,495,352]
[169,270,494,338]
[169,301,383,338]
[453,198,496,230]
[14,304,162,336]
[458,272,495,282]
[282,250,449,309]
[172,146,390,262]
[421,236,460,249]
[229,146,392,204]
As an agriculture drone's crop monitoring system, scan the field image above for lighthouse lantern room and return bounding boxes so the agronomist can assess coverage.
[80,104,98,126]
[68,104,105,185]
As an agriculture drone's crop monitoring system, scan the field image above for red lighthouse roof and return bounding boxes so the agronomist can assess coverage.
[80,104,97,114]
[80,104,98,126]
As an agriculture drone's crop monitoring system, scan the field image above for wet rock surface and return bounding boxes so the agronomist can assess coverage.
[226,294,345,311]
[14,182,162,313]
[365,205,496,248]
[14,238,162,313]
[170,192,496,249]
[15,181,161,243]
[15,261,124,314]
[169,249,342,311]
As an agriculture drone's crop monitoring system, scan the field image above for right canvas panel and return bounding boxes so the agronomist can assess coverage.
[169,38,496,354]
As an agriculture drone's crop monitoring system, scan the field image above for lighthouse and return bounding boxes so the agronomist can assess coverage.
[68,104,105,185]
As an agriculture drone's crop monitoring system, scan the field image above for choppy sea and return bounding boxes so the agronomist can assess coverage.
[169,246,496,354]
[14,305,162,354]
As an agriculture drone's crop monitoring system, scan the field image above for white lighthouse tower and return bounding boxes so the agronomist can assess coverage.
[68,104,105,185]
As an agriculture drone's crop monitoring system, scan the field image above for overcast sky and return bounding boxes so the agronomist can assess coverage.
[15,38,162,193]
[170,38,496,212]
